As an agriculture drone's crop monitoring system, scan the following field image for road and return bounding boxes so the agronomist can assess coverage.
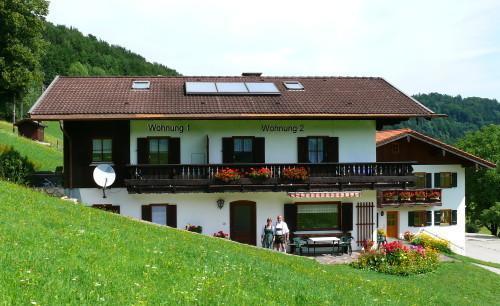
[466,233,500,264]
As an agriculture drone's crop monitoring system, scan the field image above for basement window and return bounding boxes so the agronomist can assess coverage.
[132,80,151,90]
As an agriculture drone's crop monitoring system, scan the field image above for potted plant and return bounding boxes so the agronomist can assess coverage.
[383,191,398,203]
[247,167,272,182]
[185,224,203,233]
[399,191,414,202]
[282,167,308,182]
[427,190,441,202]
[414,190,427,202]
[214,168,240,183]
[213,231,229,239]
[377,228,386,242]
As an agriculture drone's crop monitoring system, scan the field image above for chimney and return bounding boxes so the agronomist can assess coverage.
[241,72,262,77]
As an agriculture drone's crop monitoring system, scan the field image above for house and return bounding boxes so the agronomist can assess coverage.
[29,75,459,251]
[376,129,495,254]
[14,119,46,142]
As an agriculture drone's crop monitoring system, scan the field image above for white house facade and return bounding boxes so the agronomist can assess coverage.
[28,75,494,253]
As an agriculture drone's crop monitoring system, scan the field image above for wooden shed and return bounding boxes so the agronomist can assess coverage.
[14,119,46,142]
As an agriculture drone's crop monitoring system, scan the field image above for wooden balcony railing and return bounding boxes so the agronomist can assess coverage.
[378,189,442,207]
[124,162,416,193]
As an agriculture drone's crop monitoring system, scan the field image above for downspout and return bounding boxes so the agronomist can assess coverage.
[59,120,73,190]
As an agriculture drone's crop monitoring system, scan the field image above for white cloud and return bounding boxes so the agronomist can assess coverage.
[47,0,500,100]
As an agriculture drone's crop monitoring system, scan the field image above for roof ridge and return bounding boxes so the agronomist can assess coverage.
[57,75,385,79]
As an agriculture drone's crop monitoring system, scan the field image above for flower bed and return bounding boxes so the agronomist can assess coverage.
[351,241,439,276]
[411,233,451,253]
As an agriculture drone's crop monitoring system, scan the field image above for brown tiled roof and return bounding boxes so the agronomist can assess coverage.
[29,76,442,120]
[376,129,496,169]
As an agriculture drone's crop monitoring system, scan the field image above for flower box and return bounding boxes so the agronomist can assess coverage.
[214,168,240,183]
[282,167,309,182]
[382,191,398,203]
[426,190,441,202]
[399,191,414,202]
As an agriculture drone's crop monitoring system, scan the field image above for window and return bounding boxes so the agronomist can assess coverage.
[92,139,112,162]
[434,209,457,226]
[233,137,253,163]
[414,172,431,188]
[283,81,304,90]
[408,211,429,227]
[392,143,400,154]
[308,137,324,163]
[132,80,150,89]
[151,205,167,225]
[435,172,457,188]
[148,138,169,164]
[440,209,452,226]
[297,203,339,230]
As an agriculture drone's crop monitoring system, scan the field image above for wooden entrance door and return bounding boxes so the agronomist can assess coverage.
[230,201,256,245]
[386,211,399,238]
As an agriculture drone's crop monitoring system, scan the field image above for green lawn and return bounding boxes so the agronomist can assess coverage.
[0,120,62,171]
[0,181,498,305]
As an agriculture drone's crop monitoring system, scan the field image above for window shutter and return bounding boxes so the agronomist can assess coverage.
[426,211,432,226]
[434,210,441,226]
[451,172,458,188]
[137,138,149,164]
[434,173,441,188]
[284,204,297,238]
[451,210,457,225]
[168,138,181,164]
[425,173,432,188]
[222,137,234,163]
[167,205,177,228]
[297,137,308,163]
[253,137,265,163]
[141,205,152,222]
[325,137,339,162]
[408,211,415,227]
[341,203,353,232]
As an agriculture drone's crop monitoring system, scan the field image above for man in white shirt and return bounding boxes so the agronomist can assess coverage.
[274,215,290,253]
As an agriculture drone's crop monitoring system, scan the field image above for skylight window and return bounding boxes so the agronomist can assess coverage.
[283,81,304,90]
[132,80,151,90]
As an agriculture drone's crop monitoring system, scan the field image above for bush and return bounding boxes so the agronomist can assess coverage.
[0,146,36,184]
[466,222,480,233]
[352,241,439,276]
[411,233,451,253]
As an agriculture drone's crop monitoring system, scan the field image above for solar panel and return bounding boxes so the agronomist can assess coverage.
[185,82,217,94]
[283,81,304,90]
[132,80,151,89]
[216,82,248,93]
[245,82,280,94]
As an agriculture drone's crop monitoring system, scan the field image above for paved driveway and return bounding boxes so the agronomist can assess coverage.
[466,233,500,264]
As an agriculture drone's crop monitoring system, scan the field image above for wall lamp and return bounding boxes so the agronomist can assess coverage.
[217,199,225,210]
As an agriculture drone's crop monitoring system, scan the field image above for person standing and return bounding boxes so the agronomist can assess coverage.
[274,215,290,253]
[261,218,275,249]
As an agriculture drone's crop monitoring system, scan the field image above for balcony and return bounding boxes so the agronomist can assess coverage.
[124,162,416,194]
[378,189,442,207]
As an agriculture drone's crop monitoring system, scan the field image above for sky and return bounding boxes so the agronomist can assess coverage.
[47,0,500,100]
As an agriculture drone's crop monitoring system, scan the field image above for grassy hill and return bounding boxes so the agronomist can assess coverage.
[0,120,62,171]
[0,180,498,305]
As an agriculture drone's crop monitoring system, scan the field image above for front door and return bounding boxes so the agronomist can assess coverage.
[230,201,256,245]
[386,211,399,238]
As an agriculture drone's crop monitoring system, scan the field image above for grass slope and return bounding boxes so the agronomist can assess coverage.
[0,181,498,305]
[0,121,62,171]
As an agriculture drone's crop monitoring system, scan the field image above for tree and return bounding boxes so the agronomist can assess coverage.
[0,0,49,122]
[456,125,500,235]
[480,203,500,237]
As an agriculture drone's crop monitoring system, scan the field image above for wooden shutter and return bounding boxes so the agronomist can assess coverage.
[434,210,441,226]
[451,210,457,225]
[426,211,432,226]
[297,137,308,163]
[284,204,297,238]
[137,138,149,164]
[167,205,177,228]
[325,137,339,162]
[434,173,441,188]
[222,137,234,163]
[341,203,353,231]
[168,138,181,164]
[451,173,458,187]
[425,173,432,188]
[253,137,265,163]
[141,205,152,222]
[408,211,415,227]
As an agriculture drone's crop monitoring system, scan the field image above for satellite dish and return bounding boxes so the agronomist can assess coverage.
[93,164,116,198]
